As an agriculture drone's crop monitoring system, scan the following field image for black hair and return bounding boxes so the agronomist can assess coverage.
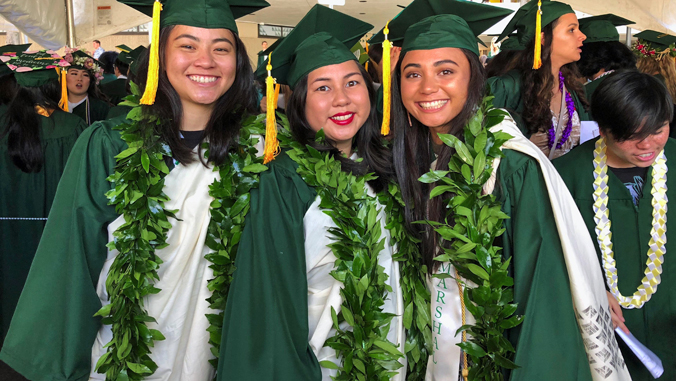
[286,62,393,193]
[114,58,130,77]
[1,80,61,173]
[67,67,109,103]
[98,51,118,75]
[485,49,520,78]
[577,41,636,79]
[135,25,257,166]
[516,21,588,135]
[0,74,18,105]
[592,71,673,141]
[94,40,101,44]
[391,48,486,272]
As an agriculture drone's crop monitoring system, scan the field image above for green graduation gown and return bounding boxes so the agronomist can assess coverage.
[99,78,128,106]
[487,69,590,137]
[0,110,87,344]
[0,119,126,380]
[584,76,605,104]
[106,105,132,120]
[491,149,592,380]
[71,97,110,125]
[553,138,676,381]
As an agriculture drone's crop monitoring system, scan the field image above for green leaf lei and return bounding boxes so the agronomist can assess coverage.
[95,84,266,380]
[419,96,523,380]
[278,129,431,381]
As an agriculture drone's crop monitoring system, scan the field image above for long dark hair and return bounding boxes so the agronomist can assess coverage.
[516,21,588,135]
[0,74,18,105]
[577,41,636,79]
[286,63,393,193]
[391,49,486,272]
[1,80,61,173]
[135,25,257,166]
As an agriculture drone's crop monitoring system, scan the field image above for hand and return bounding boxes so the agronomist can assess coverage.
[260,96,267,113]
[607,291,629,334]
[390,46,401,75]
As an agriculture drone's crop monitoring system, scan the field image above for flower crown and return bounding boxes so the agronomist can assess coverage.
[632,40,676,61]
[63,48,105,84]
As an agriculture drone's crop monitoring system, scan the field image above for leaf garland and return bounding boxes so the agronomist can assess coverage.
[419,95,523,380]
[95,84,267,380]
[203,113,268,368]
[279,129,430,381]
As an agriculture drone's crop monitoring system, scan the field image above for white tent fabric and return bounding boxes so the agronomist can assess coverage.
[0,0,149,50]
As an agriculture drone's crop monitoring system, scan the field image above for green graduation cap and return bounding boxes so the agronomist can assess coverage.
[369,0,513,51]
[256,4,373,88]
[499,36,525,51]
[497,0,574,43]
[579,14,634,44]
[118,45,146,66]
[116,44,133,53]
[259,4,373,164]
[117,0,270,105]
[0,44,31,78]
[635,30,676,51]
[65,49,105,84]
[2,50,68,88]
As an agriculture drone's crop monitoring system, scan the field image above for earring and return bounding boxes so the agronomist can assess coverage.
[407,111,413,127]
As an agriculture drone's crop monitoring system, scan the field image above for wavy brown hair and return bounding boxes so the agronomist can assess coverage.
[516,21,588,135]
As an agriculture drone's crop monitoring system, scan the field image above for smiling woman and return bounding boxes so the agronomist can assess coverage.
[0,0,271,380]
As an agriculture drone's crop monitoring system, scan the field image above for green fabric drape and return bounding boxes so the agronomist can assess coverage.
[554,137,676,381]
[0,110,87,344]
[487,69,590,137]
[496,149,593,380]
[0,119,126,381]
[218,151,322,381]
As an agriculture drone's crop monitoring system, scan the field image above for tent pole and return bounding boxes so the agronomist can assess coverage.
[64,0,76,47]
[625,26,632,47]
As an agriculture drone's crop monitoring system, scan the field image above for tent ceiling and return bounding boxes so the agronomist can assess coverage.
[1,0,675,50]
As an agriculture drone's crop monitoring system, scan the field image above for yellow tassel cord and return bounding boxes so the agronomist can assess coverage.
[380,21,392,136]
[273,83,280,106]
[140,0,163,105]
[532,0,543,69]
[57,68,69,112]
[364,41,369,72]
[262,52,279,164]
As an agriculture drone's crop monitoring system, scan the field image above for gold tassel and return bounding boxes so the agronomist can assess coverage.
[262,52,279,164]
[380,21,392,136]
[273,83,280,106]
[533,0,543,69]
[140,0,163,105]
[57,68,69,112]
[365,41,369,72]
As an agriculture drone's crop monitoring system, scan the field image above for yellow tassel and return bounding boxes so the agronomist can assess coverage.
[140,0,163,105]
[273,83,280,106]
[365,41,369,72]
[57,68,69,112]
[380,21,392,136]
[262,52,279,164]
[532,0,543,69]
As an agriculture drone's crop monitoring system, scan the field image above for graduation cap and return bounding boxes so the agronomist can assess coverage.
[66,50,105,84]
[258,4,373,163]
[579,14,634,44]
[0,44,31,78]
[368,0,512,136]
[118,45,146,66]
[499,36,525,51]
[117,0,270,105]
[116,44,133,53]
[635,30,676,51]
[1,50,70,111]
[497,0,574,69]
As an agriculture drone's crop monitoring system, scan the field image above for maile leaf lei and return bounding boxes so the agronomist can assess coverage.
[279,128,430,381]
[95,83,266,380]
[420,95,523,380]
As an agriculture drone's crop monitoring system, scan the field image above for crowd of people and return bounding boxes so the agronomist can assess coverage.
[1,0,675,380]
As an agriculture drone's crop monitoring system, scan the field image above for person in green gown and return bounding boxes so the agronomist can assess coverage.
[576,15,636,103]
[487,0,589,159]
[0,0,270,379]
[106,46,147,120]
[99,53,130,105]
[554,71,675,381]
[63,49,111,125]
[0,51,87,346]
[373,0,630,379]
[218,5,425,380]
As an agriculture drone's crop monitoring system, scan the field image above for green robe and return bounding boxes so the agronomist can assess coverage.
[584,76,605,104]
[99,78,128,106]
[218,151,322,380]
[0,110,87,345]
[106,105,132,120]
[71,97,110,125]
[487,69,590,137]
[492,149,592,380]
[0,118,127,380]
[554,138,676,381]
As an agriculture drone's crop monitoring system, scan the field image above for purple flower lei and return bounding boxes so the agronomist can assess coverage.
[548,71,575,150]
